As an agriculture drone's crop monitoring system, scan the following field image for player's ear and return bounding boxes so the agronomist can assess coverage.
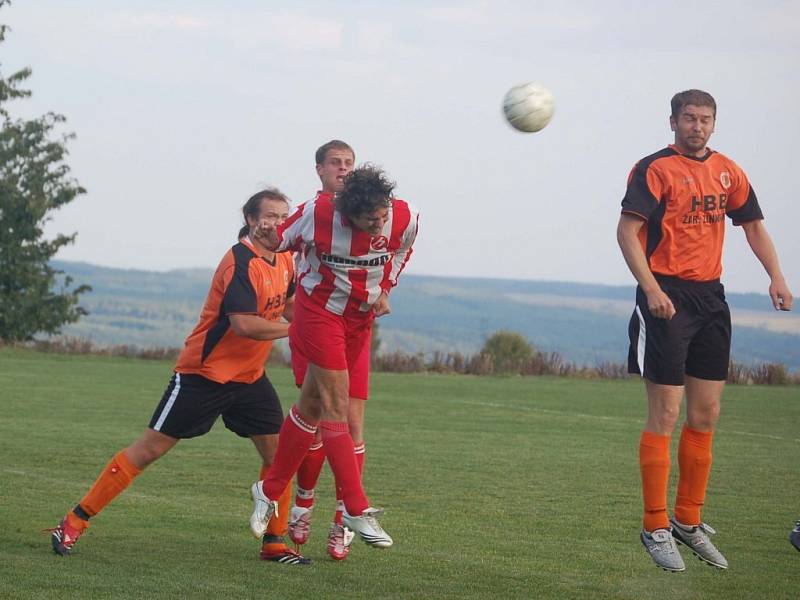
[669,115,677,132]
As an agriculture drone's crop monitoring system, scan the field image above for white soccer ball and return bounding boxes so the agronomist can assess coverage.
[502,82,555,133]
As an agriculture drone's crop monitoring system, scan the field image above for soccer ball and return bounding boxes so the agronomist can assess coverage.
[502,82,555,133]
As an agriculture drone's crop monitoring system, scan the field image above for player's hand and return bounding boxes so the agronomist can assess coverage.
[253,219,279,249]
[769,279,793,311]
[645,288,676,320]
[372,291,391,317]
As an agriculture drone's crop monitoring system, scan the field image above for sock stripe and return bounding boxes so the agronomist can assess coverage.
[290,406,317,434]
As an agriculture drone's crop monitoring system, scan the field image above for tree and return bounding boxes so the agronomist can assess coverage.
[0,1,90,342]
[481,330,534,374]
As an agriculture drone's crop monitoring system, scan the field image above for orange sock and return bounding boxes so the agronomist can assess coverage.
[640,431,671,531]
[674,425,714,526]
[78,450,142,517]
[265,472,292,539]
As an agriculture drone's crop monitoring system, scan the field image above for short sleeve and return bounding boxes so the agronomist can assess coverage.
[222,248,258,315]
[621,161,665,220]
[725,163,763,225]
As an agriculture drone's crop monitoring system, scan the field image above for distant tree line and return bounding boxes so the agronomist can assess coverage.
[4,330,797,386]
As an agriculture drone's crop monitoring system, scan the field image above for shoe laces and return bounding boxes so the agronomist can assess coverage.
[46,519,86,547]
[648,530,678,553]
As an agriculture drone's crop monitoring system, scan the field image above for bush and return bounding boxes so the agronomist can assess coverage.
[481,330,534,374]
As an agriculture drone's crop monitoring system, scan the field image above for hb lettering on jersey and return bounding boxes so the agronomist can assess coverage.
[683,194,727,225]
[262,292,287,319]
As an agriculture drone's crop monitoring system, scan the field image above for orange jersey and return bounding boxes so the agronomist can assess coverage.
[174,238,294,384]
[621,145,763,281]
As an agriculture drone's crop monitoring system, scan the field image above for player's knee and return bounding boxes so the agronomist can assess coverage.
[651,406,681,433]
[687,407,719,431]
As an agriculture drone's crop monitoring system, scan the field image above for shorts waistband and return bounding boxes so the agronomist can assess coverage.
[653,274,722,290]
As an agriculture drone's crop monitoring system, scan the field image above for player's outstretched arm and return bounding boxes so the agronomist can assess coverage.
[617,214,676,319]
[229,314,290,340]
[741,220,793,311]
[253,221,281,251]
[281,295,295,322]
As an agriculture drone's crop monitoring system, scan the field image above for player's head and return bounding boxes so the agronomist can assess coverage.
[336,164,395,236]
[316,139,355,193]
[239,188,290,239]
[669,89,716,156]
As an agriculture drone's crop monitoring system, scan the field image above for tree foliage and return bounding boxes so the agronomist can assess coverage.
[480,330,535,373]
[0,1,90,341]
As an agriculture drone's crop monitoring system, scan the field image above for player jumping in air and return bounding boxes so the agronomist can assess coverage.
[617,89,793,572]
[248,165,418,553]
[50,190,310,564]
[286,140,379,560]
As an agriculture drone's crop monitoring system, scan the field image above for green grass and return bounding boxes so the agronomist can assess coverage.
[0,347,798,599]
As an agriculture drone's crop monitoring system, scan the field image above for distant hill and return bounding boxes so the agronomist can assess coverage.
[52,261,800,371]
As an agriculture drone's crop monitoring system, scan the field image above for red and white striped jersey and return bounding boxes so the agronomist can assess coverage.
[276,191,419,316]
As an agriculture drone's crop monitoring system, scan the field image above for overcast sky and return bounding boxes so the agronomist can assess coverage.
[3,1,798,294]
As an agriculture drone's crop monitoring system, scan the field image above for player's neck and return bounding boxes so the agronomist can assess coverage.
[673,141,709,159]
[246,234,276,261]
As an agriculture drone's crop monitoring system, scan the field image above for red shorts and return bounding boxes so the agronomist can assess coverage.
[289,296,373,400]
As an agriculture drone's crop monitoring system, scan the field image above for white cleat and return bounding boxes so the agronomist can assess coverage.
[249,481,277,539]
[342,507,393,548]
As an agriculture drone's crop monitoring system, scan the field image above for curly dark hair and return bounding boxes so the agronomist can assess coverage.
[671,89,716,119]
[335,164,395,219]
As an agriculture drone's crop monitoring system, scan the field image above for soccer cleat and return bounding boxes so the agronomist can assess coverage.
[342,507,393,548]
[789,520,800,552]
[249,481,278,539]
[288,505,313,546]
[669,518,728,569]
[260,541,311,565]
[327,522,355,561]
[640,528,686,572]
[49,514,89,556]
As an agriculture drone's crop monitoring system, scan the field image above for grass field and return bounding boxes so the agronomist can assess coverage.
[0,347,798,599]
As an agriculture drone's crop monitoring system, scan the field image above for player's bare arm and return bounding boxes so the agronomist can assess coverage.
[616,213,676,319]
[740,220,794,311]
[282,295,295,322]
[253,220,280,251]
[372,291,391,317]
[229,314,289,340]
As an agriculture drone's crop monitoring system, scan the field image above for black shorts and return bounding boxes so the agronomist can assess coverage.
[627,276,731,385]
[148,372,285,439]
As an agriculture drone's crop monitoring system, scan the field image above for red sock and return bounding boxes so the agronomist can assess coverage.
[261,406,317,500]
[354,442,365,475]
[674,425,714,526]
[640,431,671,532]
[320,421,368,516]
[335,442,365,524]
[295,441,325,509]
